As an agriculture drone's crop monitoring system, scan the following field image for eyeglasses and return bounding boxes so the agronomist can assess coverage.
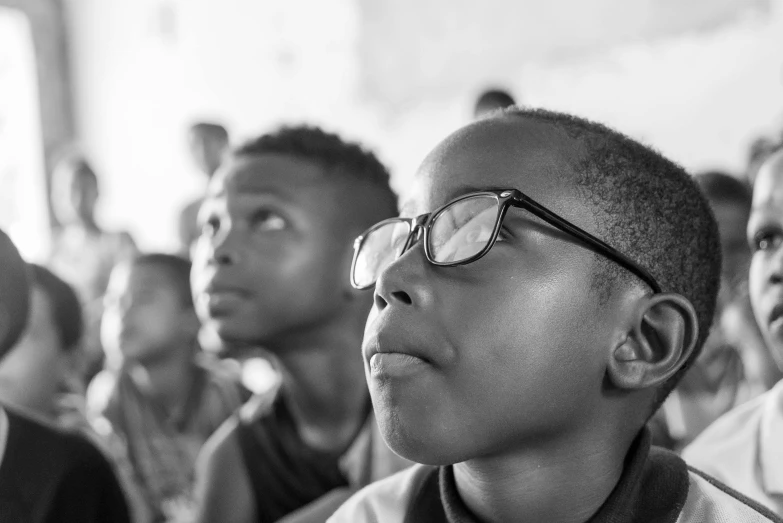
[350,189,661,293]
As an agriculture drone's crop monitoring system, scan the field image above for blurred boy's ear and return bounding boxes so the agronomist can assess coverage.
[0,230,30,359]
[607,293,698,390]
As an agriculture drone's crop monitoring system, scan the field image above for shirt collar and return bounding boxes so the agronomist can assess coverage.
[406,428,690,523]
[759,380,783,495]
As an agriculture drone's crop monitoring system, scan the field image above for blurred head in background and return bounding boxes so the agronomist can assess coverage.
[51,155,100,228]
[0,264,81,419]
[101,254,199,368]
[473,88,516,119]
[188,122,230,178]
[694,171,752,294]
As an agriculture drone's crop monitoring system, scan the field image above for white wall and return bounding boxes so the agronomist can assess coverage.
[65,0,783,250]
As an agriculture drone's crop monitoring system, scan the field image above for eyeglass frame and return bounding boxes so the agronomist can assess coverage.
[350,189,662,294]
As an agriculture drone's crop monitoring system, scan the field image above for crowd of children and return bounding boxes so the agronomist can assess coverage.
[3,95,783,522]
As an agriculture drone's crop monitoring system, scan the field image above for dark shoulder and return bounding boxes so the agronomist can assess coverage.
[3,410,130,523]
[7,409,114,477]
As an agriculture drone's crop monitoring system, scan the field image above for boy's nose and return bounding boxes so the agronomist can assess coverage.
[210,230,241,266]
[373,244,431,311]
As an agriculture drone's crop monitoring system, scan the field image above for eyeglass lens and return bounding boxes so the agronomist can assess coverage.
[353,220,411,288]
[429,195,499,263]
[353,194,501,287]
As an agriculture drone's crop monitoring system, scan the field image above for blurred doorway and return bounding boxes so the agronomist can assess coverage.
[0,6,51,261]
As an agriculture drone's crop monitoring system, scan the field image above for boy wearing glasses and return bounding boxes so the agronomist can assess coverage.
[191,126,411,523]
[330,108,781,522]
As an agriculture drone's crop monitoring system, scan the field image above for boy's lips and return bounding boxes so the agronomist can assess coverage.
[364,333,433,379]
[200,281,252,315]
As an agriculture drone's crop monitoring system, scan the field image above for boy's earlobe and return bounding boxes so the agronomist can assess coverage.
[607,294,699,390]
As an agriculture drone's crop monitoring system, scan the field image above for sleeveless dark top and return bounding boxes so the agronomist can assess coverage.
[236,396,368,522]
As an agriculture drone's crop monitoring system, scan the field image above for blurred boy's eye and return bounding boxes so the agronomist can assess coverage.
[751,228,782,253]
[251,210,286,233]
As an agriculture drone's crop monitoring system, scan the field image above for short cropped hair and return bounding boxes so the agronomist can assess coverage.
[694,170,751,211]
[475,89,516,116]
[131,254,194,310]
[233,125,398,216]
[189,121,229,142]
[501,108,721,411]
[29,264,83,352]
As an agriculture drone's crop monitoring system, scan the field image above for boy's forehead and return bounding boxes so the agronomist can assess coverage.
[118,263,173,293]
[209,153,325,197]
[408,117,585,214]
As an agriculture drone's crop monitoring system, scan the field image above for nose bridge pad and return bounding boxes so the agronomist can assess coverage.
[401,215,428,255]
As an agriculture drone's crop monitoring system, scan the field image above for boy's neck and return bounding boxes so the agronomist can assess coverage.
[272,323,369,454]
[453,426,635,523]
[135,343,197,418]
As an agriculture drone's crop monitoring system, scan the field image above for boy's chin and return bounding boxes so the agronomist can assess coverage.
[207,318,269,347]
[375,407,467,466]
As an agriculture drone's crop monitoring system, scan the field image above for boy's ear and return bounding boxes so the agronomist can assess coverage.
[607,293,699,390]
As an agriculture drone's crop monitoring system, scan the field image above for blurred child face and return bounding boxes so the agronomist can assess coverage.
[191,154,358,348]
[362,118,635,465]
[0,286,71,416]
[747,155,783,369]
[102,263,196,365]
[53,167,98,225]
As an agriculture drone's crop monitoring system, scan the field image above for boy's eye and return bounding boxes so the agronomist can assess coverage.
[251,210,287,233]
[751,229,782,253]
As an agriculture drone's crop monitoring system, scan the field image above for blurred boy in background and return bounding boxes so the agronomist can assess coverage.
[91,253,247,522]
[0,264,84,421]
[685,150,783,516]
[651,171,778,450]
[0,230,130,522]
[48,154,137,382]
[473,88,516,119]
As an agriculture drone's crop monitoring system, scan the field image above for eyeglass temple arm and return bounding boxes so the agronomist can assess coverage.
[511,194,662,294]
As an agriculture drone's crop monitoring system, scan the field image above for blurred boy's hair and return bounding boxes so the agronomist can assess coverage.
[29,264,83,352]
[130,254,194,310]
[233,125,398,217]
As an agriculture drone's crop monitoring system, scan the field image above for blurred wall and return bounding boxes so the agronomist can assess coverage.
[64,0,783,250]
[1,0,73,194]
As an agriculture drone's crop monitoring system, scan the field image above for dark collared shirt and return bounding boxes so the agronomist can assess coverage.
[330,428,783,523]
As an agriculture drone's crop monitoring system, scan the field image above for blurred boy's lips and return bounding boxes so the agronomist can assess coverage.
[768,302,783,327]
[203,281,252,297]
[205,290,249,314]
